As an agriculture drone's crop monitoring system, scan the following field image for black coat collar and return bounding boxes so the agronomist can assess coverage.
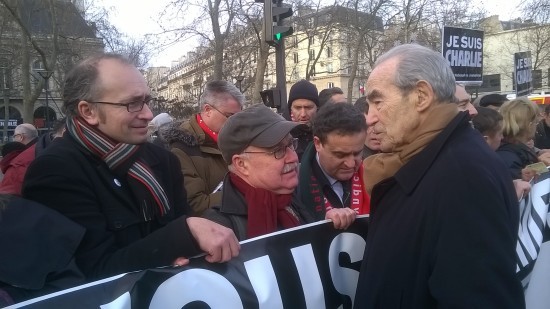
[392,111,471,195]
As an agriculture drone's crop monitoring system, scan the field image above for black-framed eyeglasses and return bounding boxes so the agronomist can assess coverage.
[208,104,235,118]
[88,97,155,112]
[243,138,298,160]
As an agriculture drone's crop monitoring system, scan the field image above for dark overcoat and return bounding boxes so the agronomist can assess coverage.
[23,134,201,280]
[354,112,524,309]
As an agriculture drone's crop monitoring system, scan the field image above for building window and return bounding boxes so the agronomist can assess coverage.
[327,82,334,88]
[309,49,315,60]
[311,66,316,77]
[309,36,314,45]
[292,36,298,48]
[32,60,44,70]
[326,47,332,58]
[0,58,11,90]
[293,52,298,64]
[347,47,352,58]
[327,62,333,73]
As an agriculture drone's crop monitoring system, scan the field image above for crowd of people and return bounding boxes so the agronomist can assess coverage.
[0,43,546,308]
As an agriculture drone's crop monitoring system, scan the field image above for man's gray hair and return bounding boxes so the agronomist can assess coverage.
[199,80,245,110]
[14,123,38,139]
[375,44,456,103]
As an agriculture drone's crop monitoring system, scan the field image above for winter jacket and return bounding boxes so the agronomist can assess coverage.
[535,120,550,150]
[0,196,85,304]
[164,117,227,215]
[0,131,59,195]
[496,142,539,179]
[0,139,37,195]
[23,134,201,281]
[202,173,315,241]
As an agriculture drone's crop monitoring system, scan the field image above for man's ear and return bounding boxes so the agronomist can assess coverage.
[313,136,322,152]
[232,154,250,176]
[414,80,435,113]
[77,101,99,125]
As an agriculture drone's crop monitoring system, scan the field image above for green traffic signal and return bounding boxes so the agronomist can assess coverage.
[275,33,282,41]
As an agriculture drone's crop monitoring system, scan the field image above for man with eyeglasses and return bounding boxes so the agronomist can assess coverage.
[23,54,240,283]
[0,123,38,195]
[164,80,243,216]
[12,123,38,145]
[203,105,356,240]
[295,103,370,220]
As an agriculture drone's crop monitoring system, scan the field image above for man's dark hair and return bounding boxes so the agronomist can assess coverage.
[52,117,66,135]
[472,106,503,135]
[319,87,344,106]
[62,53,133,117]
[354,96,368,114]
[312,103,367,143]
[479,94,508,109]
[544,104,550,115]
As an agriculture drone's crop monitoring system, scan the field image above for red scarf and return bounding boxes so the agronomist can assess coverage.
[229,173,300,238]
[311,163,370,215]
[196,114,218,143]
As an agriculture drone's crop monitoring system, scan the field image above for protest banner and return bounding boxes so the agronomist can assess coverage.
[8,217,369,309]
[442,26,484,84]
[514,51,533,97]
[517,171,550,309]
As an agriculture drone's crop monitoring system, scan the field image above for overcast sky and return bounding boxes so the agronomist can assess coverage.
[98,0,524,68]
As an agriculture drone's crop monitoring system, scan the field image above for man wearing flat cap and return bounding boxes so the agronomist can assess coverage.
[202,105,356,240]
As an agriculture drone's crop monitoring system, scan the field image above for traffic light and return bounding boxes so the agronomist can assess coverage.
[263,0,293,46]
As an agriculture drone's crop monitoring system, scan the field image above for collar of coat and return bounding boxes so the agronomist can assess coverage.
[388,111,470,196]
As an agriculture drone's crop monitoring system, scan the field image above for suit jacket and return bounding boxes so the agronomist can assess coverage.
[354,113,524,308]
[23,134,201,281]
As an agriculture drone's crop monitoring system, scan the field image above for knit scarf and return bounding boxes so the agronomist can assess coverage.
[363,104,459,194]
[309,163,370,216]
[196,114,218,143]
[67,117,171,218]
[229,173,299,238]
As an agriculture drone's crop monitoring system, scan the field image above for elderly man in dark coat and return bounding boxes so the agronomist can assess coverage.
[354,44,524,308]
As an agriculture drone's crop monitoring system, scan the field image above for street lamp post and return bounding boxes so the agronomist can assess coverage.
[235,75,244,93]
[37,70,53,133]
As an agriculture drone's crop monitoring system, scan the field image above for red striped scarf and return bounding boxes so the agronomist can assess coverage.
[67,117,171,217]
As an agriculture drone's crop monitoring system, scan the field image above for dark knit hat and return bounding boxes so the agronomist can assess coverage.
[479,93,508,108]
[218,105,299,164]
[288,79,319,111]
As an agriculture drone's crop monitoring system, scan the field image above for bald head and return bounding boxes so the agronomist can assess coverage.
[14,123,38,145]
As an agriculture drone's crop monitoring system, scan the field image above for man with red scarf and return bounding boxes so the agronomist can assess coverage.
[23,54,239,283]
[295,103,370,220]
[166,81,243,215]
[203,105,356,240]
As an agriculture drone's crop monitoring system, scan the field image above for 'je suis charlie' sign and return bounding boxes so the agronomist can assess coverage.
[442,26,484,85]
